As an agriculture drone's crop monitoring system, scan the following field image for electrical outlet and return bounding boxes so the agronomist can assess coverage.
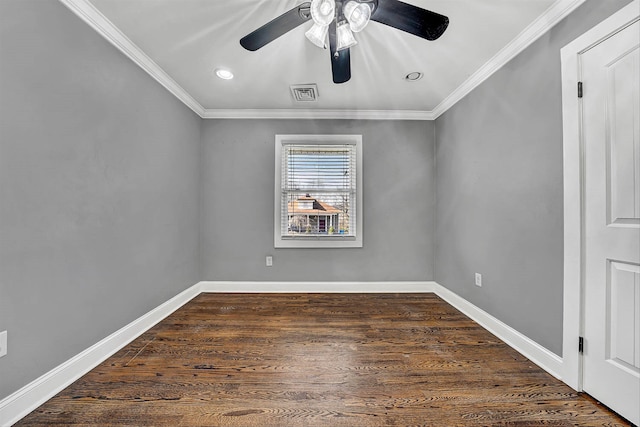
[266,256,273,267]
[475,273,482,287]
[0,331,7,358]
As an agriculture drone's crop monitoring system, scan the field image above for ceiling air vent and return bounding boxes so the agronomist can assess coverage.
[290,84,319,103]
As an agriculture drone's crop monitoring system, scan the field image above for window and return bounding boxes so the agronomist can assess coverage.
[275,135,363,248]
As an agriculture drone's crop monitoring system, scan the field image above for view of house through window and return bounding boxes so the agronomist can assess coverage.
[275,135,362,248]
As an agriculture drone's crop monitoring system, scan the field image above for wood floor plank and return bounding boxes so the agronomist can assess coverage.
[15,293,631,426]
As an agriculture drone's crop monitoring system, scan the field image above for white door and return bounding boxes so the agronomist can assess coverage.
[581,19,640,425]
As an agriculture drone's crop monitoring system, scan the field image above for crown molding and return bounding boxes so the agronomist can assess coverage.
[430,0,587,119]
[60,0,584,121]
[58,0,206,117]
[201,108,436,120]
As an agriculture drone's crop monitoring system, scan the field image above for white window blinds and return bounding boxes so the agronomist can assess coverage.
[275,135,362,248]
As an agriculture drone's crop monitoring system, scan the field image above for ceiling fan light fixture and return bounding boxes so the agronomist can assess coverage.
[310,0,335,26]
[336,22,357,51]
[343,1,371,33]
[239,0,449,85]
[305,23,329,48]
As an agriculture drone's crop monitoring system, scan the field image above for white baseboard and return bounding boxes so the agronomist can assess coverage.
[198,280,438,293]
[0,283,201,427]
[0,280,563,426]
[430,283,564,380]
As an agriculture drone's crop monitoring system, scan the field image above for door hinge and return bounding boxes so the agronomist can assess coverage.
[578,81,583,98]
[578,336,584,354]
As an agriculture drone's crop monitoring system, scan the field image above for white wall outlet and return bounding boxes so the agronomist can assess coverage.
[266,255,273,267]
[0,330,7,358]
[475,273,482,287]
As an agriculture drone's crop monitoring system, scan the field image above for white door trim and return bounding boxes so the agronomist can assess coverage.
[560,0,640,391]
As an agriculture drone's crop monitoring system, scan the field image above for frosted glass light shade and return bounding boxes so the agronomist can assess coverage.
[336,22,357,51]
[343,1,371,32]
[310,0,335,26]
[305,23,329,48]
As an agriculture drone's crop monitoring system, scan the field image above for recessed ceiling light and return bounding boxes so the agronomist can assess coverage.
[404,72,423,81]
[215,68,234,80]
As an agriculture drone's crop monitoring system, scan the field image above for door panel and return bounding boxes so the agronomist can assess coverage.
[608,260,640,370]
[607,44,640,226]
[581,19,640,425]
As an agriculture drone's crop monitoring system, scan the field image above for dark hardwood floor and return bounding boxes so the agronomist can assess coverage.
[16,293,630,426]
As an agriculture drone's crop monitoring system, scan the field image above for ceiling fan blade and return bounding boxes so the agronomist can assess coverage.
[371,0,449,41]
[328,20,351,84]
[240,2,312,51]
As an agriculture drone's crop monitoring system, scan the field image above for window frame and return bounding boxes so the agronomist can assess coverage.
[274,134,363,248]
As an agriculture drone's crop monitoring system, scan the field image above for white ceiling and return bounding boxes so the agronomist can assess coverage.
[64,0,585,119]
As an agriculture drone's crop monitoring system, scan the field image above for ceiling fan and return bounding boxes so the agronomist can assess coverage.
[240,0,449,84]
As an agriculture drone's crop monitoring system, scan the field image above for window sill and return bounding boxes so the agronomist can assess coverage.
[275,235,362,249]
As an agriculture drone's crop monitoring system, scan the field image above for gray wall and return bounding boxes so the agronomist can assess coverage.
[0,0,201,399]
[434,0,631,356]
[201,119,435,282]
